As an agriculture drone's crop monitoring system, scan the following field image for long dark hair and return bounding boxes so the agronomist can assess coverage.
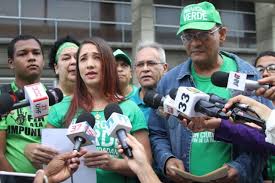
[48,35,79,69]
[64,37,122,127]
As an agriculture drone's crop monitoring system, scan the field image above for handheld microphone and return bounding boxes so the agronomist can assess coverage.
[143,89,183,120]
[211,71,270,91]
[12,87,63,117]
[67,112,96,152]
[104,103,133,158]
[170,87,228,119]
[0,93,15,115]
[230,108,266,129]
[209,93,250,111]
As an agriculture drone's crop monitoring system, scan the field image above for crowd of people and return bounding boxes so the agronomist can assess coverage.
[2,1,275,183]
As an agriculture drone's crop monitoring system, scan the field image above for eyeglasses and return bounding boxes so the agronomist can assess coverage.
[134,60,163,69]
[180,27,221,45]
[256,64,275,74]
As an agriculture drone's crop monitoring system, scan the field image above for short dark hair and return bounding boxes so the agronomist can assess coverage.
[254,51,275,66]
[7,34,43,59]
[48,35,80,69]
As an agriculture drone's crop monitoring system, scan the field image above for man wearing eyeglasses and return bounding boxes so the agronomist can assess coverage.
[255,51,275,183]
[255,51,275,79]
[255,51,275,105]
[149,2,273,183]
[131,41,168,121]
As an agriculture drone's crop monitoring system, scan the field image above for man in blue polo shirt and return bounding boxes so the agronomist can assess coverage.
[131,41,168,121]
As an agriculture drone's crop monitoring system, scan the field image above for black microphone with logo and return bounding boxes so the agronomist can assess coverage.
[211,71,270,91]
[143,89,184,120]
[211,71,266,128]
[12,88,63,110]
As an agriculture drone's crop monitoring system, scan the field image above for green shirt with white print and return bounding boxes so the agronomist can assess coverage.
[48,97,148,183]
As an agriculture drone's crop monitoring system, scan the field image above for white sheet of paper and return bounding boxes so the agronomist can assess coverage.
[42,128,97,183]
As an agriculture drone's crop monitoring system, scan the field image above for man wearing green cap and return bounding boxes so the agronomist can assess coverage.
[149,2,272,183]
[113,49,138,99]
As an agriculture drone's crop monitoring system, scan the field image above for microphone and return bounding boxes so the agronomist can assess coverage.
[170,87,228,119]
[12,87,63,117]
[211,71,270,91]
[104,103,133,158]
[230,107,266,129]
[0,93,15,115]
[208,94,265,128]
[143,89,184,120]
[67,112,96,152]
[209,93,250,111]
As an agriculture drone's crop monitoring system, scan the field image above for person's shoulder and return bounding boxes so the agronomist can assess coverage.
[129,87,142,103]
[119,99,145,116]
[222,51,256,71]
[157,61,189,94]
[159,63,184,84]
[165,62,186,77]
[0,83,12,94]
[51,95,72,109]
[132,85,138,91]
[119,99,139,109]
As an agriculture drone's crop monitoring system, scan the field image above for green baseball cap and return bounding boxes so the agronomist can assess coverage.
[177,1,222,35]
[113,49,132,67]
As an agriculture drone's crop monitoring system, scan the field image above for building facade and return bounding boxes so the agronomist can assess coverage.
[0,0,274,86]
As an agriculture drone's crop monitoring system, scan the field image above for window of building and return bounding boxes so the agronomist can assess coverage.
[0,0,131,43]
[0,19,19,38]
[91,23,131,43]
[47,0,90,20]
[21,19,55,40]
[21,0,45,18]
[58,21,90,41]
[91,1,131,22]
[0,0,18,16]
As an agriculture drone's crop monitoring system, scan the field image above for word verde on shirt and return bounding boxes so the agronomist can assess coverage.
[93,116,120,158]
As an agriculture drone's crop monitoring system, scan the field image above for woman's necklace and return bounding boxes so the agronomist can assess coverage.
[95,112,101,120]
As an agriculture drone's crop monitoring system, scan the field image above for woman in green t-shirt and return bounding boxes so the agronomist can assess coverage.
[47,37,152,183]
[48,35,79,96]
[24,36,80,170]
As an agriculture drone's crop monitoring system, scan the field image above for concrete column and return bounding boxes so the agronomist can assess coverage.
[131,0,154,85]
[131,0,154,57]
[255,3,275,52]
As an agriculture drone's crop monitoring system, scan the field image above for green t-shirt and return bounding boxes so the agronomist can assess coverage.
[268,156,275,180]
[0,81,48,173]
[125,85,138,100]
[190,54,237,176]
[47,97,148,183]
